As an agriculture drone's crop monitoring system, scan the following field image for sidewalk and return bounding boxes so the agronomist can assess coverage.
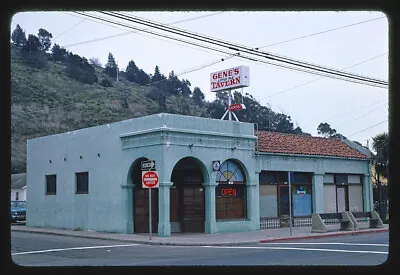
[11,223,389,246]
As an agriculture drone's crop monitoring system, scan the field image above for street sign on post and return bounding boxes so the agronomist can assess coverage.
[142,171,159,188]
[141,170,159,240]
[141,160,156,171]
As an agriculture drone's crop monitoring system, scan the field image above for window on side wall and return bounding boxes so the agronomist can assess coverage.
[76,172,89,194]
[46,174,57,195]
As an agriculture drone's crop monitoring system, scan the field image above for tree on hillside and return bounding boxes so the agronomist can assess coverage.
[167,70,181,95]
[22,34,41,53]
[11,24,27,46]
[51,43,68,62]
[151,65,163,83]
[89,57,102,67]
[137,69,151,85]
[179,79,192,97]
[192,87,205,106]
[317,122,337,138]
[65,53,98,84]
[125,60,140,83]
[37,28,53,52]
[104,52,118,78]
[21,34,47,68]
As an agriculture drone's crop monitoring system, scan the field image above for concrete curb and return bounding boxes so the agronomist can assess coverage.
[259,228,389,243]
[11,226,388,246]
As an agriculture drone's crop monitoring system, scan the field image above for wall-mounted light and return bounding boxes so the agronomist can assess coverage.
[64,157,66,162]
[231,146,236,150]
[80,155,83,159]
[97,153,100,157]
[49,160,52,163]
[189,144,193,148]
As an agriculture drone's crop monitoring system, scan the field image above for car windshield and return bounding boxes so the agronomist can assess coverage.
[11,201,26,208]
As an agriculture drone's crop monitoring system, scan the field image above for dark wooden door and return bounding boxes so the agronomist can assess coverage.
[279,185,290,216]
[182,186,205,232]
[134,188,158,233]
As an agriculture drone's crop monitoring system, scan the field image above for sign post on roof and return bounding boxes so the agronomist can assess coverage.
[210,66,250,122]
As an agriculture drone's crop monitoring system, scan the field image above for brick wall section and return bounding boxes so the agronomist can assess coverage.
[256,131,369,159]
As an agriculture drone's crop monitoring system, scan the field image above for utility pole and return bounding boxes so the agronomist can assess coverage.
[116,62,119,82]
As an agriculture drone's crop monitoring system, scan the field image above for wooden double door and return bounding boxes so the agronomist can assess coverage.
[134,188,158,233]
[170,183,205,233]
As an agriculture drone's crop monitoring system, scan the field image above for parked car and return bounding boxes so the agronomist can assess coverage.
[10,200,26,223]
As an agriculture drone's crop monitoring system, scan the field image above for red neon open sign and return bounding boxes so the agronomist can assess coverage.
[221,188,237,197]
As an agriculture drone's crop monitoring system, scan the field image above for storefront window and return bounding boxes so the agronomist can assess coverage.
[215,160,247,220]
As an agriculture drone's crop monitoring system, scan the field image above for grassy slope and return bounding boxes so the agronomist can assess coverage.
[10,44,205,173]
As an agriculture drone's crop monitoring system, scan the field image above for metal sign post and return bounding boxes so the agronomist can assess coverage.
[149,188,152,240]
[288,171,293,236]
[141,162,158,241]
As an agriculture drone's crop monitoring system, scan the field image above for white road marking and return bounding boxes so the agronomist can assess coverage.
[12,244,141,256]
[201,246,388,255]
[260,242,388,247]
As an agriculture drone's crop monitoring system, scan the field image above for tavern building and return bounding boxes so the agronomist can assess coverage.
[26,113,372,236]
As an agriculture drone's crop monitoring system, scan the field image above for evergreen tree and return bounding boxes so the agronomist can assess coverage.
[51,43,68,62]
[167,70,181,95]
[37,28,53,52]
[125,60,140,83]
[104,52,118,78]
[65,53,98,84]
[192,87,205,106]
[151,65,163,83]
[11,24,27,46]
[89,57,102,67]
[317,122,338,138]
[179,79,192,96]
[137,69,150,85]
[22,34,41,53]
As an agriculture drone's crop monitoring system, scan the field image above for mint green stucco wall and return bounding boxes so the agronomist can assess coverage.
[26,113,371,236]
[27,113,258,236]
[255,153,373,214]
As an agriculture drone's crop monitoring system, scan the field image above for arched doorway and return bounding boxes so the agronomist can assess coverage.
[170,157,205,233]
[132,157,158,233]
[215,159,247,220]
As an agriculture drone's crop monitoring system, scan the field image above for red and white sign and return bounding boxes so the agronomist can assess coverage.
[142,171,159,188]
[228,103,246,111]
[210,66,250,92]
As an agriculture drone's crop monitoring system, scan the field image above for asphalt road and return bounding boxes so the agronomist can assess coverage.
[11,231,389,266]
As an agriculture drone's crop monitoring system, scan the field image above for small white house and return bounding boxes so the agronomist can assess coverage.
[11,173,27,201]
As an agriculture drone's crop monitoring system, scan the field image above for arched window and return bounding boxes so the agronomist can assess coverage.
[215,160,247,220]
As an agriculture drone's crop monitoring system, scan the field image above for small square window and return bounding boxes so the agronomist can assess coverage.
[46,174,57,195]
[76,172,88,194]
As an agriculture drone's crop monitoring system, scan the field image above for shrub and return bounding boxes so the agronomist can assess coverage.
[100,78,113,87]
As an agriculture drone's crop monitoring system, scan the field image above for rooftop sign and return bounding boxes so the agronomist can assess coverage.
[210,66,250,92]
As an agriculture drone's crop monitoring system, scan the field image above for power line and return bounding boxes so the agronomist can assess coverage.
[334,102,388,129]
[60,12,386,97]
[258,16,386,49]
[100,11,388,87]
[258,52,388,100]
[53,18,86,41]
[74,11,387,89]
[346,120,388,138]
[301,99,387,129]
[63,11,224,48]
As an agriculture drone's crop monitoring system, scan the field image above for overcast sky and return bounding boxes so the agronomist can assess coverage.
[10,10,389,149]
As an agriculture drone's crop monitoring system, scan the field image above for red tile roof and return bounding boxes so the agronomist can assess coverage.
[256,130,369,159]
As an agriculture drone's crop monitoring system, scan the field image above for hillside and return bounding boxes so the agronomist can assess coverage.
[10,42,306,173]
[10,44,208,173]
